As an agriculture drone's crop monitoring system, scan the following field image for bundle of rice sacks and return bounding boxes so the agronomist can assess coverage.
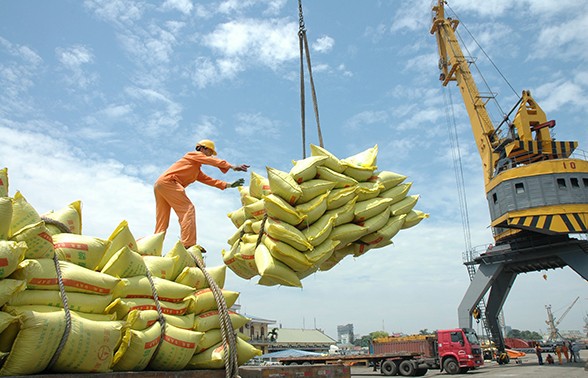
[225,145,428,287]
[0,167,260,375]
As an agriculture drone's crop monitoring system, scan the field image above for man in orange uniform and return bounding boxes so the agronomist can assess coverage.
[154,139,249,249]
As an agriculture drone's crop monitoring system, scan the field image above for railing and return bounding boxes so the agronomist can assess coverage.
[462,244,492,264]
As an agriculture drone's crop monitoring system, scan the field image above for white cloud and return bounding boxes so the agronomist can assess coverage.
[363,23,388,43]
[100,104,134,119]
[345,111,388,130]
[190,17,299,87]
[313,36,334,53]
[57,45,94,68]
[124,87,183,136]
[536,78,588,113]
[390,1,430,33]
[449,0,583,18]
[0,126,152,235]
[234,112,280,138]
[0,37,43,116]
[534,12,588,61]
[310,62,329,74]
[337,64,353,77]
[217,0,287,16]
[192,115,222,142]
[56,45,97,89]
[204,18,298,69]
[162,0,193,15]
[84,0,146,26]
[192,57,219,88]
[118,24,178,67]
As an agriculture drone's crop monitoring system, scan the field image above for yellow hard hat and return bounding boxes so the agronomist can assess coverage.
[196,139,217,155]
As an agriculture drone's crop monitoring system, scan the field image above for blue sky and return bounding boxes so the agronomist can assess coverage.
[1,0,587,339]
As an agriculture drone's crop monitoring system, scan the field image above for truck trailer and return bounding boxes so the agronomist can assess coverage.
[278,328,483,376]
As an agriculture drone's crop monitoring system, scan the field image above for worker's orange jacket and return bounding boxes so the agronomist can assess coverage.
[157,151,232,189]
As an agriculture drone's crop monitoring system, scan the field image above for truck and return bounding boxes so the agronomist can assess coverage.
[277,328,483,376]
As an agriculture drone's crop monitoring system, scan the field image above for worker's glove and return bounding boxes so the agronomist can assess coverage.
[232,164,250,172]
[229,178,245,188]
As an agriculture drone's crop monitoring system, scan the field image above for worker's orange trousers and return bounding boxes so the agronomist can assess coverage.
[154,178,196,248]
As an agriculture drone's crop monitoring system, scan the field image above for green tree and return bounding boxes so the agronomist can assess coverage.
[370,331,389,340]
[520,330,542,340]
[506,329,542,340]
[353,335,372,348]
[419,329,430,335]
[352,331,389,348]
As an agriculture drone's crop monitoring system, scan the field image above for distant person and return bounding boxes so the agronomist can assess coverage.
[571,342,580,362]
[154,139,249,249]
[562,341,570,363]
[545,354,554,365]
[555,344,562,365]
[534,344,543,365]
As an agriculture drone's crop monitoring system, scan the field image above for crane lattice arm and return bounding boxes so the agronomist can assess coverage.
[430,1,500,185]
[545,296,580,341]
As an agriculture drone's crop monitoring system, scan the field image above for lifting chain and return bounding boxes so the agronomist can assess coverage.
[298,0,324,159]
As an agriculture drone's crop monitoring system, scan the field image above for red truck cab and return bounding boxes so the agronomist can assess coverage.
[436,328,484,373]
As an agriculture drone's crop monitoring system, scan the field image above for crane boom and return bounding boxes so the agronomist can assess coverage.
[430,3,499,184]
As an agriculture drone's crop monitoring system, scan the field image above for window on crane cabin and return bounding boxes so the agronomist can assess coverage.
[557,178,567,190]
[515,183,525,194]
[583,178,588,188]
[570,178,579,188]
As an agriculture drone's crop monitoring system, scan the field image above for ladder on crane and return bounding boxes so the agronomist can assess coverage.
[463,247,494,341]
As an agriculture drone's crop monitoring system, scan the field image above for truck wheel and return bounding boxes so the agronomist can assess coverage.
[398,360,416,376]
[381,360,398,376]
[443,358,459,375]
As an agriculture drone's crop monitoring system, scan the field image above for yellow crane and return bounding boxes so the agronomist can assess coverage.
[431,1,588,242]
[431,0,588,359]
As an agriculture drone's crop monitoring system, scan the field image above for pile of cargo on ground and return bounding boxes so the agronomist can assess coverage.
[225,144,428,287]
[0,167,261,375]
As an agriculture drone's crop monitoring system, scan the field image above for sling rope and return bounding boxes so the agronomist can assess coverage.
[46,253,72,371]
[145,268,167,359]
[298,0,324,158]
[190,249,240,378]
[44,218,73,372]
[255,214,268,249]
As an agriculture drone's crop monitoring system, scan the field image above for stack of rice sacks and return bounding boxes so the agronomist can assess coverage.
[225,145,428,287]
[0,167,260,376]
